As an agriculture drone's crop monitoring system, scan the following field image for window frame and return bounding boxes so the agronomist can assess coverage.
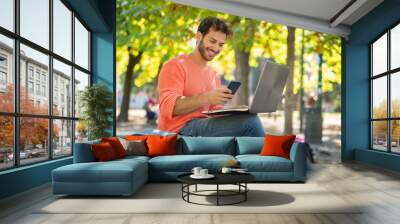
[0,0,92,171]
[370,21,400,154]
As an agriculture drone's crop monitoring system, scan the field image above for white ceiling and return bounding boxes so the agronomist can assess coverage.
[171,0,384,37]
[228,0,352,22]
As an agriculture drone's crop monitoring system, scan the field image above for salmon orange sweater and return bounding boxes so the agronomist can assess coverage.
[157,54,222,133]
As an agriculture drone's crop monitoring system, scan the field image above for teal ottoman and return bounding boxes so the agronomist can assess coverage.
[52,156,148,196]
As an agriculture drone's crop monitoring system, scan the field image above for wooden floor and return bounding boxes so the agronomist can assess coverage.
[1,162,400,224]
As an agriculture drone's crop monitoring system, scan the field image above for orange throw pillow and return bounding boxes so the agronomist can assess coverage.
[260,134,296,159]
[91,142,117,161]
[101,137,127,158]
[146,134,177,157]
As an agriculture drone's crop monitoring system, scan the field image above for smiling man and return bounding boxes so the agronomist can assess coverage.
[157,17,264,137]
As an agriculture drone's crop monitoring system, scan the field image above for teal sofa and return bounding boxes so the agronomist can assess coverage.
[52,136,307,196]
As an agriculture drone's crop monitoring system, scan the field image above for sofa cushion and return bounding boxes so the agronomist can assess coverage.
[74,140,101,163]
[235,137,264,155]
[148,154,235,172]
[115,155,150,163]
[53,163,132,183]
[101,137,127,158]
[119,138,147,156]
[178,137,235,155]
[260,134,296,159]
[91,142,118,161]
[52,159,147,183]
[147,134,177,157]
[236,155,293,172]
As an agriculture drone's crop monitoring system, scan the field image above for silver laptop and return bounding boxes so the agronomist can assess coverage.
[202,61,289,115]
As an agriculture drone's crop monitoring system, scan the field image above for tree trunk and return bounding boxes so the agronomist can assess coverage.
[232,19,256,106]
[317,54,323,112]
[117,49,143,122]
[233,49,250,106]
[299,30,305,132]
[315,53,324,142]
[284,26,296,135]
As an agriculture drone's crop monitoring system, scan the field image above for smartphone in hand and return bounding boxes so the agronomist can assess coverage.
[227,81,241,94]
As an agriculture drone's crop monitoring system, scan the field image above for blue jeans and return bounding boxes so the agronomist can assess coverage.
[179,114,265,137]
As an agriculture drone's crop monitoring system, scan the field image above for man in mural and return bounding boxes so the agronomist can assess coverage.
[157,17,264,137]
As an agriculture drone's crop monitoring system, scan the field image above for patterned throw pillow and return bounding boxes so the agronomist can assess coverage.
[118,138,147,156]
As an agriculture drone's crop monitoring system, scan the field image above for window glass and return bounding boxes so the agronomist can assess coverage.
[74,69,89,118]
[20,117,49,165]
[391,24,400,70]
[53,119,72,157]
[372,121,388,151]
[20,44,49,115]
[53,59,72,117]
[0,116,14,170]
[391,120,400,153]
[372,34,387,76]
[372,77,387,119]
[20,0,49,49]
[391,72,400,118]
[0,0,92,169]
[53,0,72,60]
[0,0,14,31]
[74,18,89,70]
[75,120,88,143]
[0,35,14,112]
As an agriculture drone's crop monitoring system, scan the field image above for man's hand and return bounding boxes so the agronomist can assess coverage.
[172,86,233,116]
[203,86,234,105]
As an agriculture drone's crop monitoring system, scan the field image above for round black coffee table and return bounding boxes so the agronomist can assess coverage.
[177,173,255,206]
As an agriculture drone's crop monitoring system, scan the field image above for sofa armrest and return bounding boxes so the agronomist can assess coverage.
[289,142,307,181]
[73,140,100,163]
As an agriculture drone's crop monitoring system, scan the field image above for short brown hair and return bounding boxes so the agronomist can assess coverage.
[197,16,231,37]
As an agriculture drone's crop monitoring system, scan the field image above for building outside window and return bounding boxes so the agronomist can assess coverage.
[0,0,91,170]
[54,90,58,104]
[0,54,7,89]
[35,70,40,81]
[41,73,46,83]
[28,81,34,94]
[28,66,34,80]
[42,85,46,97]
[0,71,7,92]
[35,83,40,95]
[0,71,6,84]
[0,54,7,67]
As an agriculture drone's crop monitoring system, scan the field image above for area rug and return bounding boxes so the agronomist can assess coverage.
[37,183,362,214]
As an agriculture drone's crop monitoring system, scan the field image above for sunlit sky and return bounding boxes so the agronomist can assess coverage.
[392,24,400,69]
[373,73,400,108]
[372,34,387,76]
[0,0,89,70]
[373,77,387,107]
[372,27,400,107]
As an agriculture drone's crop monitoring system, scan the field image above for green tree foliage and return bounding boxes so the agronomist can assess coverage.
[116,0,342,132]
[371,100,400,142]
[117,0,206,121]
[230,17,259,105]
[301,31,341,94]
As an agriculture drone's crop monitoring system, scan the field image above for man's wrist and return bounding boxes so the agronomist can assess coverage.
[199,92,210,105]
